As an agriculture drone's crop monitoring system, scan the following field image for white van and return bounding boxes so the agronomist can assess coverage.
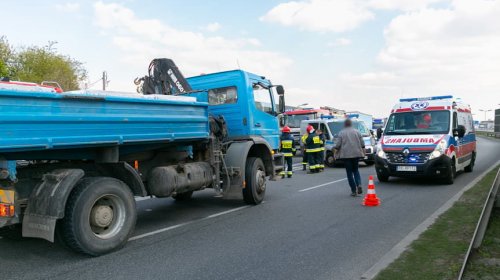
[300,117,377,167]
[375,95,476,184]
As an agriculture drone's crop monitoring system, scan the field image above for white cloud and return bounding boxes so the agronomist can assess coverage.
[92,2,292,87]
[261,0,450,33]
[328,38,351,46]
[341,0,500,120]
[260,0,374,32]
[368,0,447,11]
[202,22,221,32]
[55,2,80,13]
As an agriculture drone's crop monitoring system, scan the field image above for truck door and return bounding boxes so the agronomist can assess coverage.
[250,81,280,149]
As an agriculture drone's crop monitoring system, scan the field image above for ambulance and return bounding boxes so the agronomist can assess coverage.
[375,95,476,184]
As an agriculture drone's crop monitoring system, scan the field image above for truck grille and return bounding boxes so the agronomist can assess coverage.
[387,152,430,164]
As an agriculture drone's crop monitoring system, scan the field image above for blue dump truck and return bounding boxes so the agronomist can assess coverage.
[0,59,285,255]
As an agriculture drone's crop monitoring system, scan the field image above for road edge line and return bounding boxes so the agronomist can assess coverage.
[360,160,500,280]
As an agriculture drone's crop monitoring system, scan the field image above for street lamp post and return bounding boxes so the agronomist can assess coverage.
[479,109,493,121]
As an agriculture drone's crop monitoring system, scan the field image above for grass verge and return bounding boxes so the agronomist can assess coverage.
[375,166,499,280]
[462,208,500,280]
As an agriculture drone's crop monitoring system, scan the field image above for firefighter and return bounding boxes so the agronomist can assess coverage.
[317,129,325,171]
[279,126,295,178]
[305,125,321,173]
[301,132,309,171]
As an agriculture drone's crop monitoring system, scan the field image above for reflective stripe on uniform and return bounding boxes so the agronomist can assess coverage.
[279,171,286,175]
[287,171,293,175]
[283,153,294,157]
[306,148,322,153]
[281,140,293,149]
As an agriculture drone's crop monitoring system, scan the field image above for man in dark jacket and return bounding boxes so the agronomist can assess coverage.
[305,125,321,173]
[279,126,295,178]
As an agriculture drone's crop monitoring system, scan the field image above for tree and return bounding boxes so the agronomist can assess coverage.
[0,36,12,78]
[0,37,87,90]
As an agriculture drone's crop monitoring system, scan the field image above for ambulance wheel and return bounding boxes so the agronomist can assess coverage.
[464,152,475,173]
[376,171,389,183]
[243,157,266,205]
[60,177,136,256]
[443,159,456,185]
[173,191,193,201]
[325,152,336,167]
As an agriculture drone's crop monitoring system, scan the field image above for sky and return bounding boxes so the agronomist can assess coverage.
[1,0,499,121]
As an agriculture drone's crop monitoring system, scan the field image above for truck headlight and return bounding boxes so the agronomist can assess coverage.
[428,140,447,160]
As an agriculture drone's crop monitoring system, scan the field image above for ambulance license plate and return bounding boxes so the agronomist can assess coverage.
[397,166,417,172]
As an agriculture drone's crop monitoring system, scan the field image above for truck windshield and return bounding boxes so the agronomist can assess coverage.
[253,83,274,115]
[385,110,450,135]
[286,113,316,128]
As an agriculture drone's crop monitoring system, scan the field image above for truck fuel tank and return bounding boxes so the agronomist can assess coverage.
[148,162,214,197]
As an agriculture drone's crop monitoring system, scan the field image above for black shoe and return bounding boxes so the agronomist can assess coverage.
[357,186,363,194]
[351,192,357,197]
[302,166,307,171]
[287,175,292,178]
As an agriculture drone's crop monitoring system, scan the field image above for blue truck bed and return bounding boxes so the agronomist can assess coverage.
[0,87,209,155]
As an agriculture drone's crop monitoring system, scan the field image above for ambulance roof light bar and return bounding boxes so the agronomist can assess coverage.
[399,95,454,102]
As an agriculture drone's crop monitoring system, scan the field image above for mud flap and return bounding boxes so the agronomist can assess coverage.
[22,169,84,242]
[271,153,284,181]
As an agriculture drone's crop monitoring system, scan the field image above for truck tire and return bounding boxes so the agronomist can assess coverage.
[172,191,193,201]
[443,159,456,185]
[243,157,266,205]
[59,177,136,256]
[464,152,475,173]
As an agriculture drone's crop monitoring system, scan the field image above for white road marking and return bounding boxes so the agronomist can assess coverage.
[298,178,347,192]
[129,205,250,241]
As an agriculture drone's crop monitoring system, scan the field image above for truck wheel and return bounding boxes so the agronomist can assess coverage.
[464,152,475,173]
[60,177,136,256]
[325,152,335,167]
[172,191,193,201]
[243,157,266,205]
[443,159,456,185]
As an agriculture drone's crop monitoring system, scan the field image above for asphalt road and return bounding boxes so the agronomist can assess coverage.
[1,137,499,280]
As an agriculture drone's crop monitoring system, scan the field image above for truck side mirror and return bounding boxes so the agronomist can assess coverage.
[453,125,466,138]
[279,95,285,113]
[276,85,285,96]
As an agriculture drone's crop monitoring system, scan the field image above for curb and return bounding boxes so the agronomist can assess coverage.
[360,160,500,280]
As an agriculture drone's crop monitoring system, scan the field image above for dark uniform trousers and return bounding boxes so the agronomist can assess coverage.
[279,134,295,177]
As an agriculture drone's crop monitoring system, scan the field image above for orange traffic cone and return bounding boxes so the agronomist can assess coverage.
[363,175,380,206]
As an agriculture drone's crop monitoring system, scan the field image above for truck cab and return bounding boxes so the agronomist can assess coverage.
[187,70,282,150]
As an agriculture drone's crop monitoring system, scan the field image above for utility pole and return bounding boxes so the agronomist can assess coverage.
[479,109,492,121]
[102,71,109,91]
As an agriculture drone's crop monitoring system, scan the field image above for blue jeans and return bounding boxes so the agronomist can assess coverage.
[343,158,361,193]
